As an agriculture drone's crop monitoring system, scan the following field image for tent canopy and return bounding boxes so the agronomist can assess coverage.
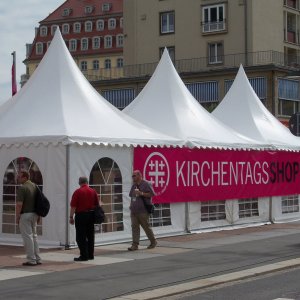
[0,30,183,148]
[212,65,300,151]
[124,49,264,150]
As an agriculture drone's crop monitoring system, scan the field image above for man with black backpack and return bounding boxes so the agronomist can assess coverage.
[17,170,41,266]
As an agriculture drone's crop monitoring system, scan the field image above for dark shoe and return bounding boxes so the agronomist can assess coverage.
[88,256,94,260]
[74,257,88,262]
[127,245,138,251]
[36,261,42,265]
[22,262,37,266]
[147,241,157,249]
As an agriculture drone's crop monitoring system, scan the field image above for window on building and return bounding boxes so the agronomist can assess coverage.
[202,4,225,33]
[105,59,111,69]
[116,34,124,47]
[160,11,175,34]
[120,17,124,28]
[278,99,300,116]
[89,157,123,233]
[159,46,175,62]
[96,19,105,31]
[238,198,259,218]
[62,24,69,34]
[69,39,77,51]
[85,6,94,14]
[208,42,223,64]
[108,18,116,30]
[201,201,226,221]
[74,22,81,33]
[186,81,219,109]
[150,204,172,227]
[102,88,135,110]
[40,26,47,37]
[278,78,300,116]
[93,60,99,70]
[104,35,112,48]
[51,25,58,35]
[85,21,93,32]
[36,42,43,55]
[282,195,299,213]
[47,41,51,49]
[80,61,88,71]
[2,157,43,235]
[93,37,101,49]
[117,58,123,68]
[62,8,71,16]
[102,3,112,12]
[81,38,89,51]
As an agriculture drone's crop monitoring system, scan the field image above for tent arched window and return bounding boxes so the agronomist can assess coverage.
[2,157,43,235]
[89,157,123,233]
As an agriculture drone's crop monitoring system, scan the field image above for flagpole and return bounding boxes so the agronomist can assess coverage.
[11,51,17,96]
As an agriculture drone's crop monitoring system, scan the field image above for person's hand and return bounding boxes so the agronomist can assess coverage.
[69,216,75,225]
[37,216,41,224]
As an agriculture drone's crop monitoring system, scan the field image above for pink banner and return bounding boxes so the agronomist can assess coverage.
[133,147,300,203]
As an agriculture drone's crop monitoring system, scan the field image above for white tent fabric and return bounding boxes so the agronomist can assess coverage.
[212,65,300,151]
[0,30,183,148]
[123,49,265,150]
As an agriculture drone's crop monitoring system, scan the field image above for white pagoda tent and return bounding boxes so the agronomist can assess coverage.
[0,30,184,247]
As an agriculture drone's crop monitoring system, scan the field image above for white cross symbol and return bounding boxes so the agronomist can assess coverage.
[148,160,165,187]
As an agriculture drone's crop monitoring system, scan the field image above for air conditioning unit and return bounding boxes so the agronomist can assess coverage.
[102,3,112,12]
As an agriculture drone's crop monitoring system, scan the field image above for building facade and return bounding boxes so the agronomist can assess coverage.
[23,0,124,84]
[90,0,300,125]
[22,0,300,122]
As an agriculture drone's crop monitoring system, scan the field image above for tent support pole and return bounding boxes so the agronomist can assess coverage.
[65,144,71,249]
[185,202,191,233]
[269,196,274,224]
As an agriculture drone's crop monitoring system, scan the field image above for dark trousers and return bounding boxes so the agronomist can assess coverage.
[75,211,95,259]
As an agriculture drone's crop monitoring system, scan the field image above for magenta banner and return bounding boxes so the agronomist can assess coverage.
[133,147,300,203]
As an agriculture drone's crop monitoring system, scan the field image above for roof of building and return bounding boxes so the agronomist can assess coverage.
[0,30,182,148]
[42,0,123,23]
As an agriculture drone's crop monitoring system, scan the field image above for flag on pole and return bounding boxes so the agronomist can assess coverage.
[11,51,17,96]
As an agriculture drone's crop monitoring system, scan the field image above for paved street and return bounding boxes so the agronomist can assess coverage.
[1,222,300,299]
[166,267,300,300]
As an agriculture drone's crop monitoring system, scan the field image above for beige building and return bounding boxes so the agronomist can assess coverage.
[92,0,300,127]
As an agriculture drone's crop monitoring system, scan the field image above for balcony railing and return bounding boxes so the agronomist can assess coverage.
[202,20,226,33]
[80,50,300,82]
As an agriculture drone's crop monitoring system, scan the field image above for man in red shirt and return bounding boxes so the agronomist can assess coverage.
[69,176,99,261]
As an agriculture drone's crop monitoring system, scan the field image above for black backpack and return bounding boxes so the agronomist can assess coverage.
[34,185,50,217]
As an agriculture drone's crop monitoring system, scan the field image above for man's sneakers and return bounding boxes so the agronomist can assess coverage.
[128,245,138,251]
[147,240,157,249]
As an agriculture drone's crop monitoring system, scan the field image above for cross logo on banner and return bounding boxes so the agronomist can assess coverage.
[143,152,170,196]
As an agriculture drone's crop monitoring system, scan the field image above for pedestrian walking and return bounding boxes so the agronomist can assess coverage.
[69,176,99,261]
[128,170,157,251]
[17,170,41,266]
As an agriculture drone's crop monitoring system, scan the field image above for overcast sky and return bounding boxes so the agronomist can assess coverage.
[0,0,64,103]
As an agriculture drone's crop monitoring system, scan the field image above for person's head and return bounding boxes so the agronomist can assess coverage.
[132,170,142,184]
[18,170,30,184]
[78,176,88,186]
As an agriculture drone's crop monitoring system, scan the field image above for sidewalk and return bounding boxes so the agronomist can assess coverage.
[1,221,300,299]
